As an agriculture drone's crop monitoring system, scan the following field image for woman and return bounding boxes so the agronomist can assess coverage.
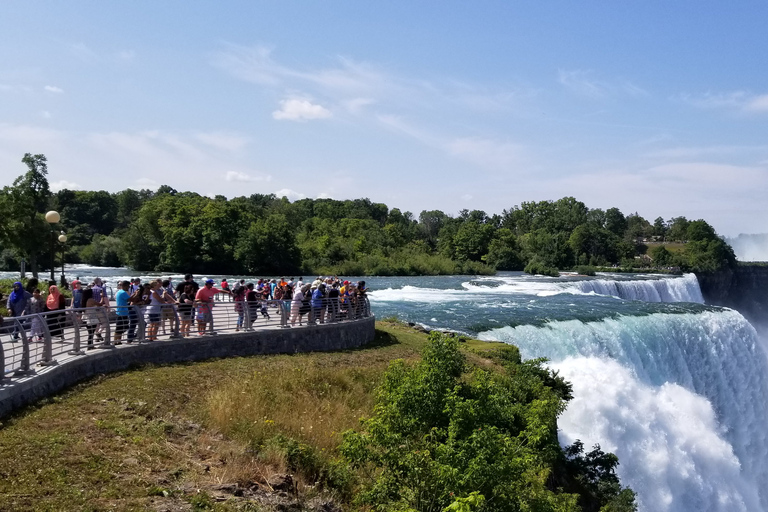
[45,285,66,341]
[177,284,195,337]
[233,286,245,331]
[290,284,304,326]
[81,287,105,349]
[27,289,45,341]
[6,281,31,340]
[145,281,165,341]
[160,279,177,335]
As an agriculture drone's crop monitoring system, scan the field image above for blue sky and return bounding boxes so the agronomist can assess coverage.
[1,2,767,236]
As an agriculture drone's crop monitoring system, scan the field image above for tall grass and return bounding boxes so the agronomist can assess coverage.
[206,360,382,453]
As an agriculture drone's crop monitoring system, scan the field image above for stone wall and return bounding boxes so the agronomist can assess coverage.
[0,316,376,419]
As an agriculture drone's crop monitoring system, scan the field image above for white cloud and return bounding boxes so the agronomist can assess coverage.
[44,85,64,94]
[272,98,332,121]
[274,188,306,201]
[225,170,270,182]
[681,91,768,113]
[316,192,333,199]
[448,137,523,170]
[50,180,81,192]
[195,132,249,151]
[558,69,647,99]
[746,94,768,112]
[135,178,157,187]
[41,111,51,119]
[343,97,375,114]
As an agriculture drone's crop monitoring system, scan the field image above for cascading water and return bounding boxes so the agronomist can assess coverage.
[572,272,704,303]
[478,311,768,511]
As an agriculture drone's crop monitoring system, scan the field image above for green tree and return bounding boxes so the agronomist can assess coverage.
[235,214,300,274]
[0,153,53,277]
[484,228,524,270]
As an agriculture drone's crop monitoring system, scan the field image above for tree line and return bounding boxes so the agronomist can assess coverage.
[0,153,736,277]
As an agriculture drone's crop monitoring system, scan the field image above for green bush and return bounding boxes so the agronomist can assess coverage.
[340,333,635,512]
[524,259,560,277]
[574,265,596,276]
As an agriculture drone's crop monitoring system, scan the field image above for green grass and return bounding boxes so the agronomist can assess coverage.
[0,320,506,511]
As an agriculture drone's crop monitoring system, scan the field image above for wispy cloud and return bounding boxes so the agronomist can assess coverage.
[273,98,332,121]
[44,85,64,94]
[225,170,270,182]
[50,180,81,192]
[194,131,249,151]
[558,69,647,99]
[681,91,768,113]
[274,188,306,201]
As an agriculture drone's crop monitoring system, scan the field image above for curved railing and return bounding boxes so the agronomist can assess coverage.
[1,297,372,378]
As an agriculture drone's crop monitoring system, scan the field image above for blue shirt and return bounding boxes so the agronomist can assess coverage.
[115,289,129,316]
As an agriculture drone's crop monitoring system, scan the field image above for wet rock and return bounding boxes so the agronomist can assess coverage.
[267,473,294,492]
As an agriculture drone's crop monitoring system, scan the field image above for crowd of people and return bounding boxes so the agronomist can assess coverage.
[4,274,370,347]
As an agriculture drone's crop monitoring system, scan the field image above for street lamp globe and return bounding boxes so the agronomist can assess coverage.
[58,234,67,243]
[45,210,60,224]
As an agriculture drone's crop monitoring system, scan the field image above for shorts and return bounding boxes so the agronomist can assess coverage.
[162,306,175,320]
[148,313,160,324]
[115,315,128,334]
[196,309,213,323]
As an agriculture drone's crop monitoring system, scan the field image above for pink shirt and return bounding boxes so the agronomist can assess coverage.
[195,286,221,306]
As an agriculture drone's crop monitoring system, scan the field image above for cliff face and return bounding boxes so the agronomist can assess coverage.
[697,266,768,325]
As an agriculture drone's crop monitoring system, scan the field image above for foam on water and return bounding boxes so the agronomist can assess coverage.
[478,310,768,511]
[369,273,703,303]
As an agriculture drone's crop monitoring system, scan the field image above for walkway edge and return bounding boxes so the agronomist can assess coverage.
[0,316,375,419]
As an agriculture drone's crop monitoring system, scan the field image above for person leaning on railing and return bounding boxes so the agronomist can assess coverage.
[178,284,195,337]
[113,280,131,344]
[6,282,31,341]
[195,279,231,335]
[45,285,66,341]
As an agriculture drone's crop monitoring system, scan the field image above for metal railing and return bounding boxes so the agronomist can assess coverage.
[0,296,371,378]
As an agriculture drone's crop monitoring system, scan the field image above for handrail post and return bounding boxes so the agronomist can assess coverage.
[13,318,33,375]
[39,312,57,366]
[280,301,289,328]
[137,306,147,342]
[69,309,85,356]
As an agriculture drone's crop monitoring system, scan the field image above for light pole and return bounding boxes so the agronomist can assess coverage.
[45,210,60,282]
[58,232,67,285]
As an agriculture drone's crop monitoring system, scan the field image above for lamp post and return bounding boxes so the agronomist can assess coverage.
[45,210,60,282]
[58,232,67,284]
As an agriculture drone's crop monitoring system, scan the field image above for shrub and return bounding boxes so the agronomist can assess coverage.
[574,265,596,276]
[340,333,635,512]
[524,259,560,277]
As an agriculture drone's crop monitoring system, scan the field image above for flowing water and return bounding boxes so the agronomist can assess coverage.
[5,267,767,510]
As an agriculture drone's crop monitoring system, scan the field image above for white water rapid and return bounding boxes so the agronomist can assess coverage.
[572,272,704,303]
[479,310,768,511]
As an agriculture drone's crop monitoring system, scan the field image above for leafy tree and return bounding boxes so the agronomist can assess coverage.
[0,153,53,277]
[666,217,689,242]
[604,208,627,237]
[235,214,300,274]
[484,228,524,270]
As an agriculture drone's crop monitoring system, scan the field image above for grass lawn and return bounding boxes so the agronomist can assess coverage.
[0,321,506,511]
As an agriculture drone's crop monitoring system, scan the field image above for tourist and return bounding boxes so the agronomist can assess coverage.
[281,283,293,323]
[145,280,165,341]
[175,274,199,297]
[114,280,131,344]
[220,278,231,301]
[195,279,231,335]
[71,280,83,309]
[27,289,45,342]
[327,282,340,323]
[177,284,195,337]
[6,281,31,340]
[290,284,305,326]
[233,286,245,331]
[245,283,259,328]
[161,279,177,335]
[310,283,326,325]
[45,285,66,341]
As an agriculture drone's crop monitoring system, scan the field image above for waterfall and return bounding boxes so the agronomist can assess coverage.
[573,273,704,303]
[478,310,768,511]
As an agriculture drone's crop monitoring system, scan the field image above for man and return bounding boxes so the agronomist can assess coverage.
[114,280,131,344]
[175,274,199,297]
[220,278,231,301]
[194,279,231,335]
[6,282,31,340]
